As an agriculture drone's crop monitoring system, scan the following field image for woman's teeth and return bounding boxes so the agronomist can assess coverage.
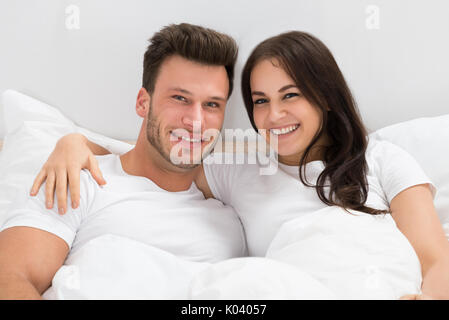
[270,124,299,135]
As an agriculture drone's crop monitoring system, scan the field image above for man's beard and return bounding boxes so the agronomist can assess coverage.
[146,100,213,170]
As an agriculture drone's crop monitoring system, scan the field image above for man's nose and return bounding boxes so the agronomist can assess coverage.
[182,102,204,132]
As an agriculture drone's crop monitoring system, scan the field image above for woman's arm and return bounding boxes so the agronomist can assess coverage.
[30,133,108,214]
[390,184,449,299]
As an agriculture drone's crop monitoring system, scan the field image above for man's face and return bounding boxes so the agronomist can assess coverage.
[145,55,229,169]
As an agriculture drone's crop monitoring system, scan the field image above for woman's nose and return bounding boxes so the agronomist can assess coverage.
[268,103,287,123]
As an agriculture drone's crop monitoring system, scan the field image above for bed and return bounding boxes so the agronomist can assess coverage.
[1,90,449,299]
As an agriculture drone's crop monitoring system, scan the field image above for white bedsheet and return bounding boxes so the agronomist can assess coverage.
[43,234,211,299]
[265,206,422,299]
[190,206,422,300]
[44,207,422,300]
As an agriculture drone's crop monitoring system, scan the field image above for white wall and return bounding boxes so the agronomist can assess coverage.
[1,0,448,140]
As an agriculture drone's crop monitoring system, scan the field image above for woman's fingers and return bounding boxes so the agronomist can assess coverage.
[44,171,56,209]
[56,169,68,215]
[68,169,81,209]
[399,294,432,300]
[30,169,47,196]
[88,154,106,186]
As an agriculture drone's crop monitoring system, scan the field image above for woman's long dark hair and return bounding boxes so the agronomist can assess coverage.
[241,31,387,215]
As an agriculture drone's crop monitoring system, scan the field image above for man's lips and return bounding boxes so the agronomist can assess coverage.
[170,131,212,143]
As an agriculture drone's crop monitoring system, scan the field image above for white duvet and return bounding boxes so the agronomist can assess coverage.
[44,206,422,300]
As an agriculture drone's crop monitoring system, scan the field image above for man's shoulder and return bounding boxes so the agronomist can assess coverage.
[95,154,120,168]
[80,154,119,189]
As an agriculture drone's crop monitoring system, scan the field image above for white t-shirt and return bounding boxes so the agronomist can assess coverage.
[203,138,436,257]
[1,154,247,262]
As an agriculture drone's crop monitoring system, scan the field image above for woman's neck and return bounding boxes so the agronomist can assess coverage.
[278,134,330,166]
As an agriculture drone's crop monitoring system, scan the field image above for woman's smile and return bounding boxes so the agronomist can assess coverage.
[269,123,300,137]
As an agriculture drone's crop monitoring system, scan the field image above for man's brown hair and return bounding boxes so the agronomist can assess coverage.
[143,23,238,98]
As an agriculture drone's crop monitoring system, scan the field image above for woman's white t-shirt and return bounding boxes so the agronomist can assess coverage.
[203,138,436,257]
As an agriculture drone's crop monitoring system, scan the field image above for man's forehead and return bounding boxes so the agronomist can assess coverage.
[155,56,229,99]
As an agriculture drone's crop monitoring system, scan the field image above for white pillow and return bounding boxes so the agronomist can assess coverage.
[369,115,449,236]
[0,90,133,224]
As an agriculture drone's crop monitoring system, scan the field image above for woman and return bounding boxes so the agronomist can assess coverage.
[30,31,449,299]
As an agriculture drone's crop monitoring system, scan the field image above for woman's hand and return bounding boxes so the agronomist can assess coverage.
[30,133,106,214]
[390,184,449,301]
[399,293,434,300]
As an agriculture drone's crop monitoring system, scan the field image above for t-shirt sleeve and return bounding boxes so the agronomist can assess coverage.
[202,153,245,205]
[369,139,437,204]
[0,171,94,249]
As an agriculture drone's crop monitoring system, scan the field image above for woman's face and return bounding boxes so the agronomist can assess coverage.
[250,58,324,165]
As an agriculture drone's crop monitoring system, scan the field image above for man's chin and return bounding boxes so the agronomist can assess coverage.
[172,162,201,170]
[167,149,200,168]
[168,142,215,166]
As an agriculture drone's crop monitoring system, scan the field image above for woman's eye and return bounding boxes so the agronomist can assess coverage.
[253,98,268,105]
[283,92,299,99]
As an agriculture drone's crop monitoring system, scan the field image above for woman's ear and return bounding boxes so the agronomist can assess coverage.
[136,87,151,118]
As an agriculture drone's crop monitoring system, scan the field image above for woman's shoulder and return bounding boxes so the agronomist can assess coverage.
[364,137,417,179]
[203,152,267,173]
[366,137,412,162]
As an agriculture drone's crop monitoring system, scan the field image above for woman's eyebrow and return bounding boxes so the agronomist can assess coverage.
[252,84,298,96]
[278,84,298,92]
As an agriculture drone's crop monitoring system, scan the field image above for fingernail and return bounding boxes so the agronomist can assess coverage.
[46,202,52,209]
[59,207,65,215]
[30,190,36,196]
[72,201,78,209]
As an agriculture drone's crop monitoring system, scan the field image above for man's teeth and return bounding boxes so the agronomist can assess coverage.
[171,131,205,143]
[180,136,202,143]
[270,124,299,135]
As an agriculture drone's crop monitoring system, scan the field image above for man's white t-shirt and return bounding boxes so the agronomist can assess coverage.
[203,138,436,257]
[1,154,247,262]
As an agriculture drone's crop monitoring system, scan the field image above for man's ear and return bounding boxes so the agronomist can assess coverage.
[136,87,151,118]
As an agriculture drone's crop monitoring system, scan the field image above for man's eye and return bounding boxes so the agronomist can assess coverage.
[206,102,220,108]
[283,93,300,99]
[173,95,187,102]
[253,98,268,105]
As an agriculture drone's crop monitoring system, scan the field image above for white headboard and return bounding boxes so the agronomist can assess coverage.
[1,0,448,140]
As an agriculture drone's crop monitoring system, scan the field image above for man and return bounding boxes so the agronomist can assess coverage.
[0,23,245,299]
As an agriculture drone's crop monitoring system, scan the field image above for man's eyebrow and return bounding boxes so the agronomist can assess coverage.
[209,96,226,102]
[169,87,226,101]
[169,87,193,95]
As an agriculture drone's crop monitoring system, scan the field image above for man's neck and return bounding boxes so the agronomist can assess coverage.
[119,141,199,192]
